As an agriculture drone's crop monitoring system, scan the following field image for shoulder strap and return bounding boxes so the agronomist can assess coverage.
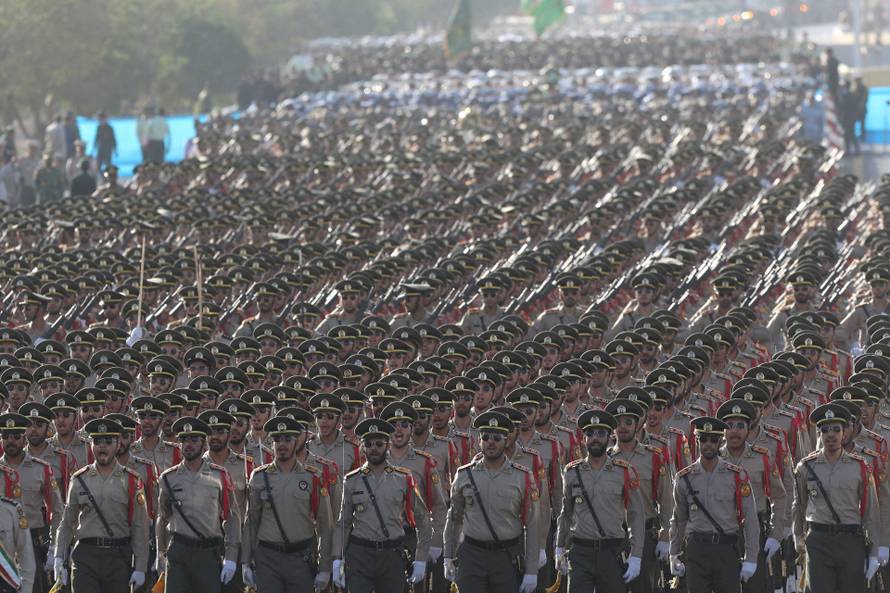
[261,470,290,545]
[360,474,390,540]
[75,474,114,538]
[681,473,724,534]
[573,465,605,538]
[161,472,209,541]
[465,467,500,542]
[803,460,841,524]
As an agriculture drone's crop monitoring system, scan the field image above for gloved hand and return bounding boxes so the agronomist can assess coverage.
[155,554,166,574]
[443,558,456,581]
[880,546,890,566]
[655,541,670,561]
[242,564,255,588]
[669,554,685,577]
[129,571,145,587]
[740,561,757,582]
[783,527,792,540]
[52,557,67,586]
[428,546,443,563]
[518,573,538,593]
[867,556,880,581]
[333,559,346,589]
[554,547,568,575]
[786,574,798,592]
[126,326,146,347]
[44,548,54,572]
[314,571,331,592]
[537,549,547,569]
[220,560,236,584]
[409,560,426,584]
[622,556,641,583]
[764,537,781,560]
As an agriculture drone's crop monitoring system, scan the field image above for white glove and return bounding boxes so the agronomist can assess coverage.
[518,573,538,593]
[44,548,54,572]
[52,557,67,586]
[740,561,757,582]
[764,537,781,560]
[783,527,793,540]
[333,559,346,589]
[669,554,685,577]
[428,546,443,562]
[155,554,166,574]
[538,549,547,569]
[129,571,145,587]
[242,564,255,588]
[314,571,331,591]
[220,559,236,584]
[880,546,890,566]
[409,560,426,584]
[443,558,456,581]
[622,556,641,583]
[655,541,670,561]
[555,547,568,575]
[126,326,146,347]
[786,574,798,592]
[867,556,880,581]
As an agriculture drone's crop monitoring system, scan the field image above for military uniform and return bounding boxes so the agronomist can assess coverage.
[0,496,35,593]
[242,418,333,593]
[130,438,180,474]
[55,420,150,593]
[443,413,540,593]
[27,445,76,502]
[308,430,361,475]
[460,308,506,335]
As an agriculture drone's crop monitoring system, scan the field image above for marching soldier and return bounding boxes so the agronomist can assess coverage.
[460,277,507,335]
[792,403,881,593]
[529,274,583,335]
[21,403,76,502]
[442,410,540,593]
[241,415,333,593]
[53,418,150,593]
[315,280,368,336]
[131,397,181,473]
[332,418,430,593]
[156,417,240,593]
[307,394,361,474]
[0,413,63,593]
[555,409,645,592]
[0,493,35,593]
[45,394,92,470]
[669,416,760,593]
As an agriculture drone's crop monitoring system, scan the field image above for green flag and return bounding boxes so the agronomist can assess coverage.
[445,0,473,58]
[522,0,565,37]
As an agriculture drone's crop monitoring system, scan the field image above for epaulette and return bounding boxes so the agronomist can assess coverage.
[565,458,584,470]
[612,458,630,468]
[677,411,695,419]
[668,427,686,436]
[30,457,49,467]
[862,448,879,458]
[725,463,741,473]
[879,423,890,434]
[848,452,865,462]
[133,457,153,468]
[862,427,886,443]
[233,451,251,461]
[540,433,558,443]
[649,434,669,445]
[801,450,821,462]
[511,462,531,473]
[71,466,90,479]
[344,435,359,446]
[304,465,319,474]
[752,445,770,455]
[208,463,227,473]
[677,465,694,477]
[556,425,574,433]
[391,466,411,475]
[643,443,663,455]
[713,372,733,382]
[345,467,366,479]
[122,466,140,478]
[730,360,747,369]
[776,409,794,418]
[254,463,273,474]
[313,454,337,467]
[414,449,434,460]
[431,434,450,443]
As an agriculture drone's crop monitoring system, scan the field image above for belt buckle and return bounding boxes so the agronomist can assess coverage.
[710,533,721,544]
[374,540,385,551]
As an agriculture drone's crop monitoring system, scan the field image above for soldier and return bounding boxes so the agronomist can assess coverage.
[130,397,180,473]
[45,394,92,470]
[390,283,435,330]
[529,274,583,335]
[156,417,240,593]
[105,414,158,522]
[331,418,430,593]
[0,492,35,593]
[609,273,662,338]
[442,410,540,593]
[233,284,279,338]
[839,266,890,352]
[241,415,333,593]
[792,403,881,593]
[407,392,457,486]
[20,402,76,501]
[0,413,63,593]
[52,418,150,593]
[460,277,507,335]
[307,394,361,474]
[715,400,786,593]
[669,416,760,593]
[766,271,819,352]
[315,280,368,336]
[605,398,673,593]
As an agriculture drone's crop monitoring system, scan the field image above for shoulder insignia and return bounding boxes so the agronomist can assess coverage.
[344,435,360,446]
[71,466,90,478]
[677,466,694,477]
[848,452,865,462]
[511,462,531,473]
[650,434,668,445]
[253,463,272,474]
[539,434,558,442]
[776,409,794,418]
[863,448,879,458]
[414,449,434,460]
[233,452,250,461]
[209,463,226,473]
[713,372,732,381]
[392,466,412,475]
[668,427,685,436]
[305,465,319,474]
[612,458,630,468]
[643,443,662,454]
[752,445,770,455]
[430,434,449,443]
[725,463,741,473]
[801,451,821,462]
[565,459,584,470]
[863,428,885,442]
[30,457,49,467]
[123,466,140,478]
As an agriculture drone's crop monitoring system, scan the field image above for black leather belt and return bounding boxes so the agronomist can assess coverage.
[464,536,520,551]
[572,537,624,550]
[173,533,222,548]
[808,522,863,535]
[349,535,404,550]
[645,518,660,530]
[80,537,130,548]
[259,539,313,554]
[688,532,738,545]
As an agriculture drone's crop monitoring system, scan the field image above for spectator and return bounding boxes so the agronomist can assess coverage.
[93,111,117,171]
[2,127,15,161]
[136,106,152,162]
[824,48,839,100]
[0,154,18,209]
[851,75,869,141]
[143,107,170,164]
[17,141,40,207]
[34,153,65,204]
[43,115,65,161]
[65,140,95,183]
[63,110,81,159]
[69,158,96,197]
[800,92,824,143]
[839,80,861,155]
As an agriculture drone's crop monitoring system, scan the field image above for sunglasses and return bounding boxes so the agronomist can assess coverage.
[272,434,298,443]
[697,435,722,444]
[362,439,387,448]
[819,424,843,434]
[726,421,748,431]
[391,420,412,429]
[180,435,203,443]
[652,403,666,412]
[583,428,610,438]
[481,433,503,442]
[0,433,22,441]
[617,417,636,426]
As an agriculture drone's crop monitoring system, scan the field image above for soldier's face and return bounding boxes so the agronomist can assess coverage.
[412,412,430,435]
[560,288,578,307]
[208,427,229,452]
[315,412,338,438]
[819,422,844,452]
[180,435,205,461]
[340,293,358,313]
[635,287,654,305]
[93,436,119,466]
[273,431,305,461]
[474,385,494,411]
[583,428,609,457]
[431,405,451,429]
[53,411,75,436]
[479,431,506,461]
[724,419,749,449]
[26,421,49,446]
[138,412,162,437]
[516,405,536,430]
[0,432,23,456]
[390,419,412,448]
[792,285,812,304]
[534,404,550,427]
[697,434,721,460]
[362,437,388,465]
[454,394,472,417]
[116,431,133,455]
[615,416,637,443]
[871,281,889,300]
[229,417,248,444]
[342,406,362,430]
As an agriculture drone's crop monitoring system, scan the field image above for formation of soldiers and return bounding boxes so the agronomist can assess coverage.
[0,28,885,593]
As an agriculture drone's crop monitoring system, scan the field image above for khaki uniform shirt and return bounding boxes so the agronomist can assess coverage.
[1,453,63,545]
[0,497,35,593]
[610,441,673,541]
[56,462,150,572]
[413,433,456,489]
[720,444,787,540]
[388,447,447,547]
[443,458,539,570]
[556,456,646,557]
[460,308,506,335]
[516,431,563,517]
[510,445,551,551]
[669,458,760,562]
[242,459,333,570]
[315,311,362,337]
[157,459,241,561]
[27,445,77,502]
[529,306,580,335]
[308,432,361,476]
[749,427,794,534]
[792,449,880,543]
[130,438,179,473]
[47,434,91,471]
[203,449,253,519]
[335,463,431,561]
[120,455,158,520]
